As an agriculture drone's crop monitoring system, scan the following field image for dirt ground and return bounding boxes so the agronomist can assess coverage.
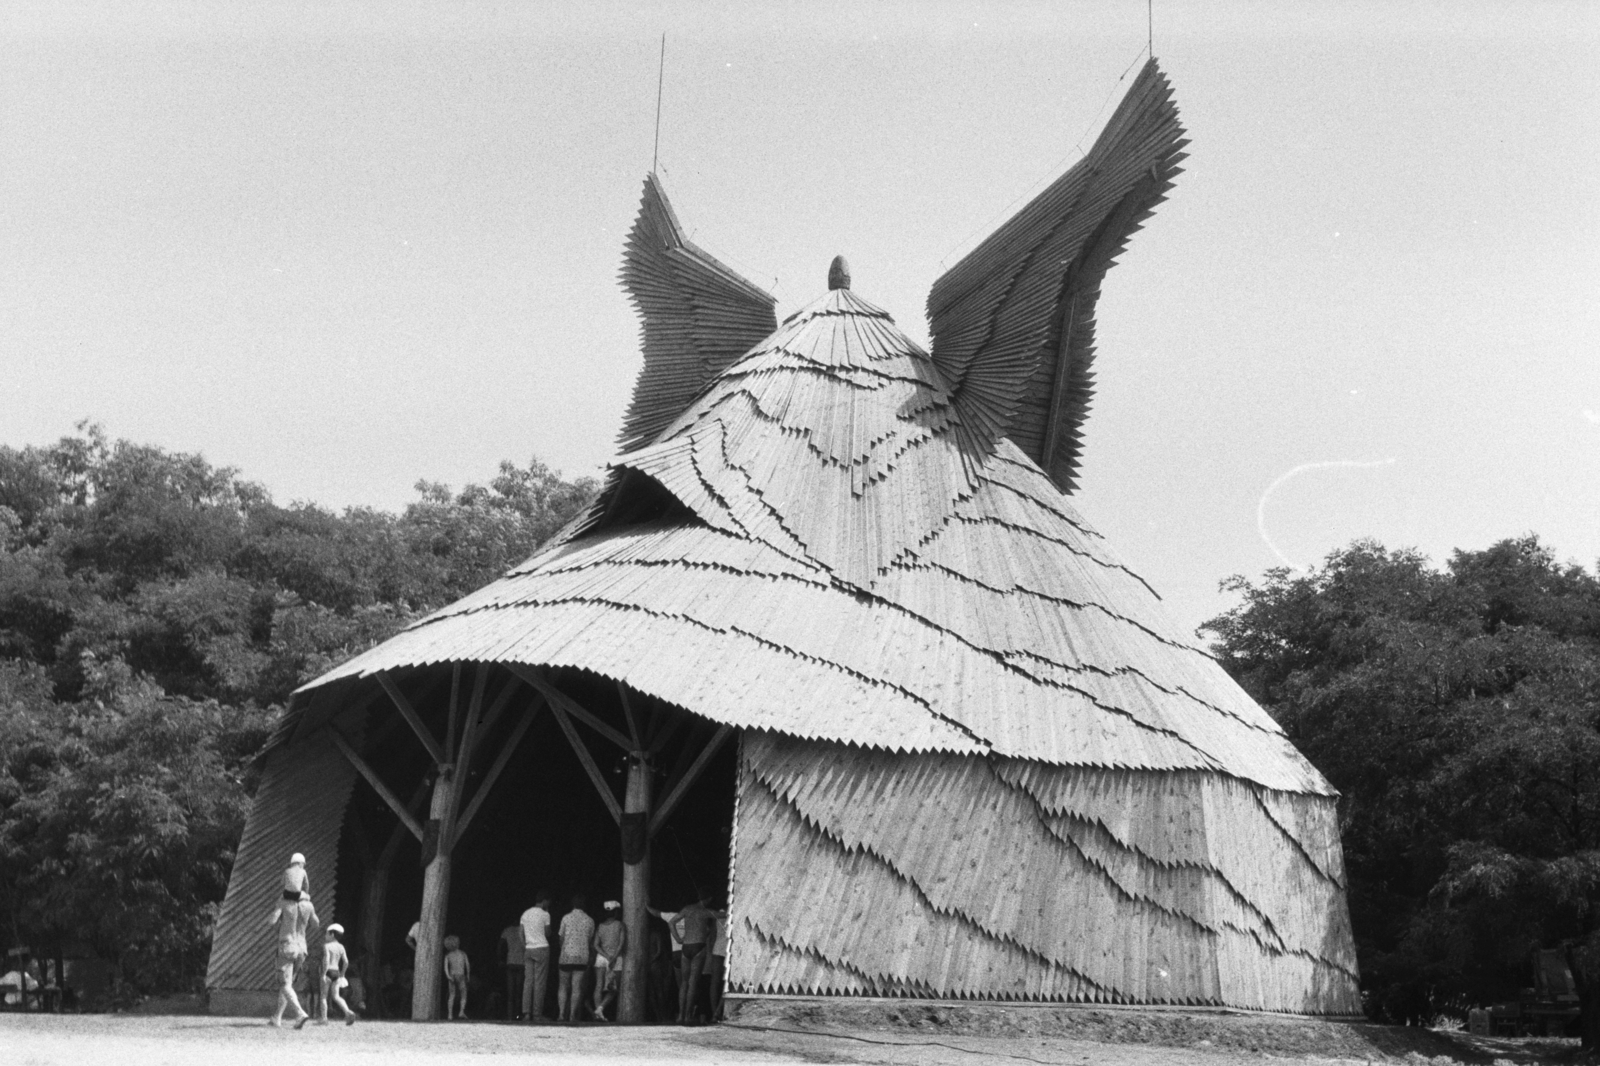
[0,1001,1584,1066]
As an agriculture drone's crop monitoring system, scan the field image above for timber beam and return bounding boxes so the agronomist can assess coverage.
[454,695,543,841]
[650,723,733,837]
[376,672,448,767]
[329,726,426,842]
[507,664,633,751]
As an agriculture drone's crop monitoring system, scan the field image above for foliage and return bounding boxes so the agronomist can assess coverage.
[1205,537,1600,1032]
[0,424,597,998]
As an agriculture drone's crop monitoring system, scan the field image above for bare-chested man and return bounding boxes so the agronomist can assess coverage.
[265,890,317,1027]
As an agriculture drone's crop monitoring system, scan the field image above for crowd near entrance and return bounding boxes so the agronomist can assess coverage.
[292,663,739,1024]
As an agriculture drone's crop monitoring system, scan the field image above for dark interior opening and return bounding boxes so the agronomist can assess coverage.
[334,664,737,1017]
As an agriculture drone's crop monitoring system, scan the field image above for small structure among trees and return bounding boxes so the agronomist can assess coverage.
[207,60,1362,1019]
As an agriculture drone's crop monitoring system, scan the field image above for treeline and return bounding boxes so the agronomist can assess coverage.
[0,425,596,997]
[1206,538,1600,1034]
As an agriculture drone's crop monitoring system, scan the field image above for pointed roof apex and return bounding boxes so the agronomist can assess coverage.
[828,255,851,290]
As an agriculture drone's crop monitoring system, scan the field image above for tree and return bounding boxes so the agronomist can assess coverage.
[1205,537,1600,1037]
[0,425,598,999]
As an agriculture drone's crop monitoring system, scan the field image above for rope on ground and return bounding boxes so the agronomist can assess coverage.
[720,1021,1074,1065]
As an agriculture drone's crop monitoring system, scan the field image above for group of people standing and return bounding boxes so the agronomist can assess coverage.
[264,853,359,1028]
[265,851,726,1026]
[502,892,627,1022]
[501,893,725,1024]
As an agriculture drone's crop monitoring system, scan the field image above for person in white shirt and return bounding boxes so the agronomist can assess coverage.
[519,891,553,1022]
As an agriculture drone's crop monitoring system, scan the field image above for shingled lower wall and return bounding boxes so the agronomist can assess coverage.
[206,719,359,1013]
[728,733,1360,1015]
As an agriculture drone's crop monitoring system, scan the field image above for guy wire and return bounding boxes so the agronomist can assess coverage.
[652,33,666,174]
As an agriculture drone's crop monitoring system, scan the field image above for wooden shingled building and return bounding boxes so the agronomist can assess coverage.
[207,60,1361,1019]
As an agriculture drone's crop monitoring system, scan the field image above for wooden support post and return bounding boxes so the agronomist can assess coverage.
[445,664,462,762]
[619,682,642,748]
[412,767,457,1020]
[619,751,652,1024]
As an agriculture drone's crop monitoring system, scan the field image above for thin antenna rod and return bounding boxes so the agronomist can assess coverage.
[1147,0,1153,55]
[652,33,666,174]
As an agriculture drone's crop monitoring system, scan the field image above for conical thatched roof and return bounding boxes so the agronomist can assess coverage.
[305,277,1326,796]
[294,59,1328,799]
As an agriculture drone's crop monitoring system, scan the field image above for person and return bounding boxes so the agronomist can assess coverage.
[648,901,684,1017]
[320,923,358,1025]
[346,949,369,1016]
[302,906,324,1023]
[264,891,316,1028]
[646,916,673,1022]
[707,907,728,1021]
[519,892,552,1022]
[443,935,471,1020]
[670,897,714,1024]
[282,852,310,901]
[591,900,627,1021]
[649,904,684,973]
[496,918,525,1019]
[556,895,595,1022]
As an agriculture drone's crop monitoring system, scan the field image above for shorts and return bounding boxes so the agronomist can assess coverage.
[559,963,586,973]
[681,943,706,964]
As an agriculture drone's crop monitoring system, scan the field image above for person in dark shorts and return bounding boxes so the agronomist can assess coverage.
[556,895,595,1022]
[496,918,525,1019]
[670,897,714,1024]
[320,923,358,1025]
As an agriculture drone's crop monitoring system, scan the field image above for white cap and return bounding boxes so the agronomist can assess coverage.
[289,853,306,865]
[604,900,621,910]
[326,923,344,935]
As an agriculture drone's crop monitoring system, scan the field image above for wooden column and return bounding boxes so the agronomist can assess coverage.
[619,751,652,1024]
[411,766,457,1020]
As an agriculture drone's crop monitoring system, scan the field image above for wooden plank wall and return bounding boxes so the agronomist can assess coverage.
[729,733,1360,1014]
[205,711,361,995]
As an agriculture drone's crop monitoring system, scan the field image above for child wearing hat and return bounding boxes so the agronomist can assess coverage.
[282,853,310,901]
[443,935,471,1020]
[320,923,357,1025]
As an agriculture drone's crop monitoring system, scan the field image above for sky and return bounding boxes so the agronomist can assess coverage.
[3,0,1597,636]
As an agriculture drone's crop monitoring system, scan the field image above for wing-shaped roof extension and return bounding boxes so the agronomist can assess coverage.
[927,58,1187,493]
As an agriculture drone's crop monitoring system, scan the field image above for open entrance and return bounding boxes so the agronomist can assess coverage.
[331,663,738,1022]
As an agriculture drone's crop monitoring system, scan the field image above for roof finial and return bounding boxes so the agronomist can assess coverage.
[828,255,851,290]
